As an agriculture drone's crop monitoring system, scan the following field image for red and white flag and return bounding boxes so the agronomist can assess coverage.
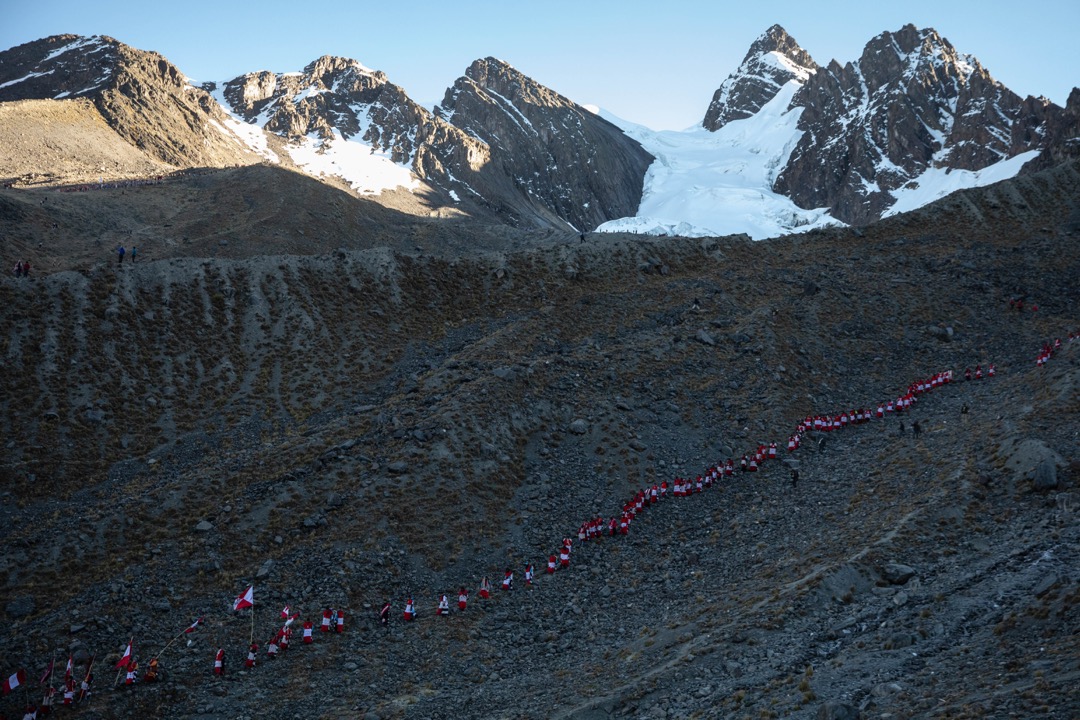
[38,659,54,686]
[283,613,298,628]
[114,639,133,669]
[233,585,254,611]
[185,616,204,633]
[3,669,26,695]
[64,656,73,682]
[280,605,290,619]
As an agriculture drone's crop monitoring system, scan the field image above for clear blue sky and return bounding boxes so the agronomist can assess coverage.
[3,0,1077,130]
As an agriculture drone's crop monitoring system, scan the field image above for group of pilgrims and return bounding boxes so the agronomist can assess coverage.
[5,333,1077,720]
[1036,333,1073,367]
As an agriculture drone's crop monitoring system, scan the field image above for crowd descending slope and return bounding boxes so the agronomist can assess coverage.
[7,329,1074,718]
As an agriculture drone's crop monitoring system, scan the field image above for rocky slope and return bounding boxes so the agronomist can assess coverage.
[0,161,1077,719]
[0,35,263,171]
[436,57,653,231]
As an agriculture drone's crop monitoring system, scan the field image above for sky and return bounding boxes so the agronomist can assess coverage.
[3,0,1078,130]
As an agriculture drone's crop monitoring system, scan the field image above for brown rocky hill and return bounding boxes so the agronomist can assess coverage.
[0,158,1077,718]
[0,35,263,172]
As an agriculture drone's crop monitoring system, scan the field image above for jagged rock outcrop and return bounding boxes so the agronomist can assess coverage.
[0,35,261,168]
[436,57,653,231]
[775,26,1037,223]
[704,24,1080,226]
[214,55,651,230]
[702,24,818,131]
[213,54,494,212]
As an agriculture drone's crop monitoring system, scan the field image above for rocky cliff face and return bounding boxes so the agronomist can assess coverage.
[706,24,1079,225]
[217,55,486,172]
[0,35,261,168]
[213,55,651,230]
[775,25,1047,223]
[702,24,818,131]
[436,57,653,231]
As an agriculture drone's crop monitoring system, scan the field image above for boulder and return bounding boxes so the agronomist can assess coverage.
[1033,460,1059,491]
[569,419,589,435]
[882,562,916,585]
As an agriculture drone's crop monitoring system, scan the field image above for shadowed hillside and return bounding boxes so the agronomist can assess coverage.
[0,162,1077,719]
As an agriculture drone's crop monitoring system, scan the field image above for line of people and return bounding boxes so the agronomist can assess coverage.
[1036,333,1075,367]
[9,338,1069,718]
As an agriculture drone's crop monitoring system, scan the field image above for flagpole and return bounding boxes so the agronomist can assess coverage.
[250,604,255,645]
[113,637,132,687]
[154,620,198,661]
[80,654,95,706]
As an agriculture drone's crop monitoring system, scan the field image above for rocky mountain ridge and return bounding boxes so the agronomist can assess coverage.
[1,27,1078,236]
[706,24,1080,225]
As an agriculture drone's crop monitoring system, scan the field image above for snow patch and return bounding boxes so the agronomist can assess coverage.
[883,150,1039,217]
[287,129,418,196]
[206,85,280,163]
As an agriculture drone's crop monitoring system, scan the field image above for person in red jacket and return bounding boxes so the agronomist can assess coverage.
[479,577,492,599]
[403,597,415,621]
[548,554,558,573]
[458,587,468,611]
[302,620,314,643]
[502,568,514,591]
[214,648,225,675]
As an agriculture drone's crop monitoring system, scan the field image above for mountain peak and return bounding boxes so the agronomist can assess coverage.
[301,54,385,83]
[702,26,818,131]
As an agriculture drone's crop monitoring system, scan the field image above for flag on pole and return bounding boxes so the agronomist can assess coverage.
[38,659,54,686]
[2,669,26,695]
[233,585,254,611]
[185,617,204,633]
[114,639,133,669]
[280,605,290,619]
[64,656,73,682]
[283,613,298,628]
